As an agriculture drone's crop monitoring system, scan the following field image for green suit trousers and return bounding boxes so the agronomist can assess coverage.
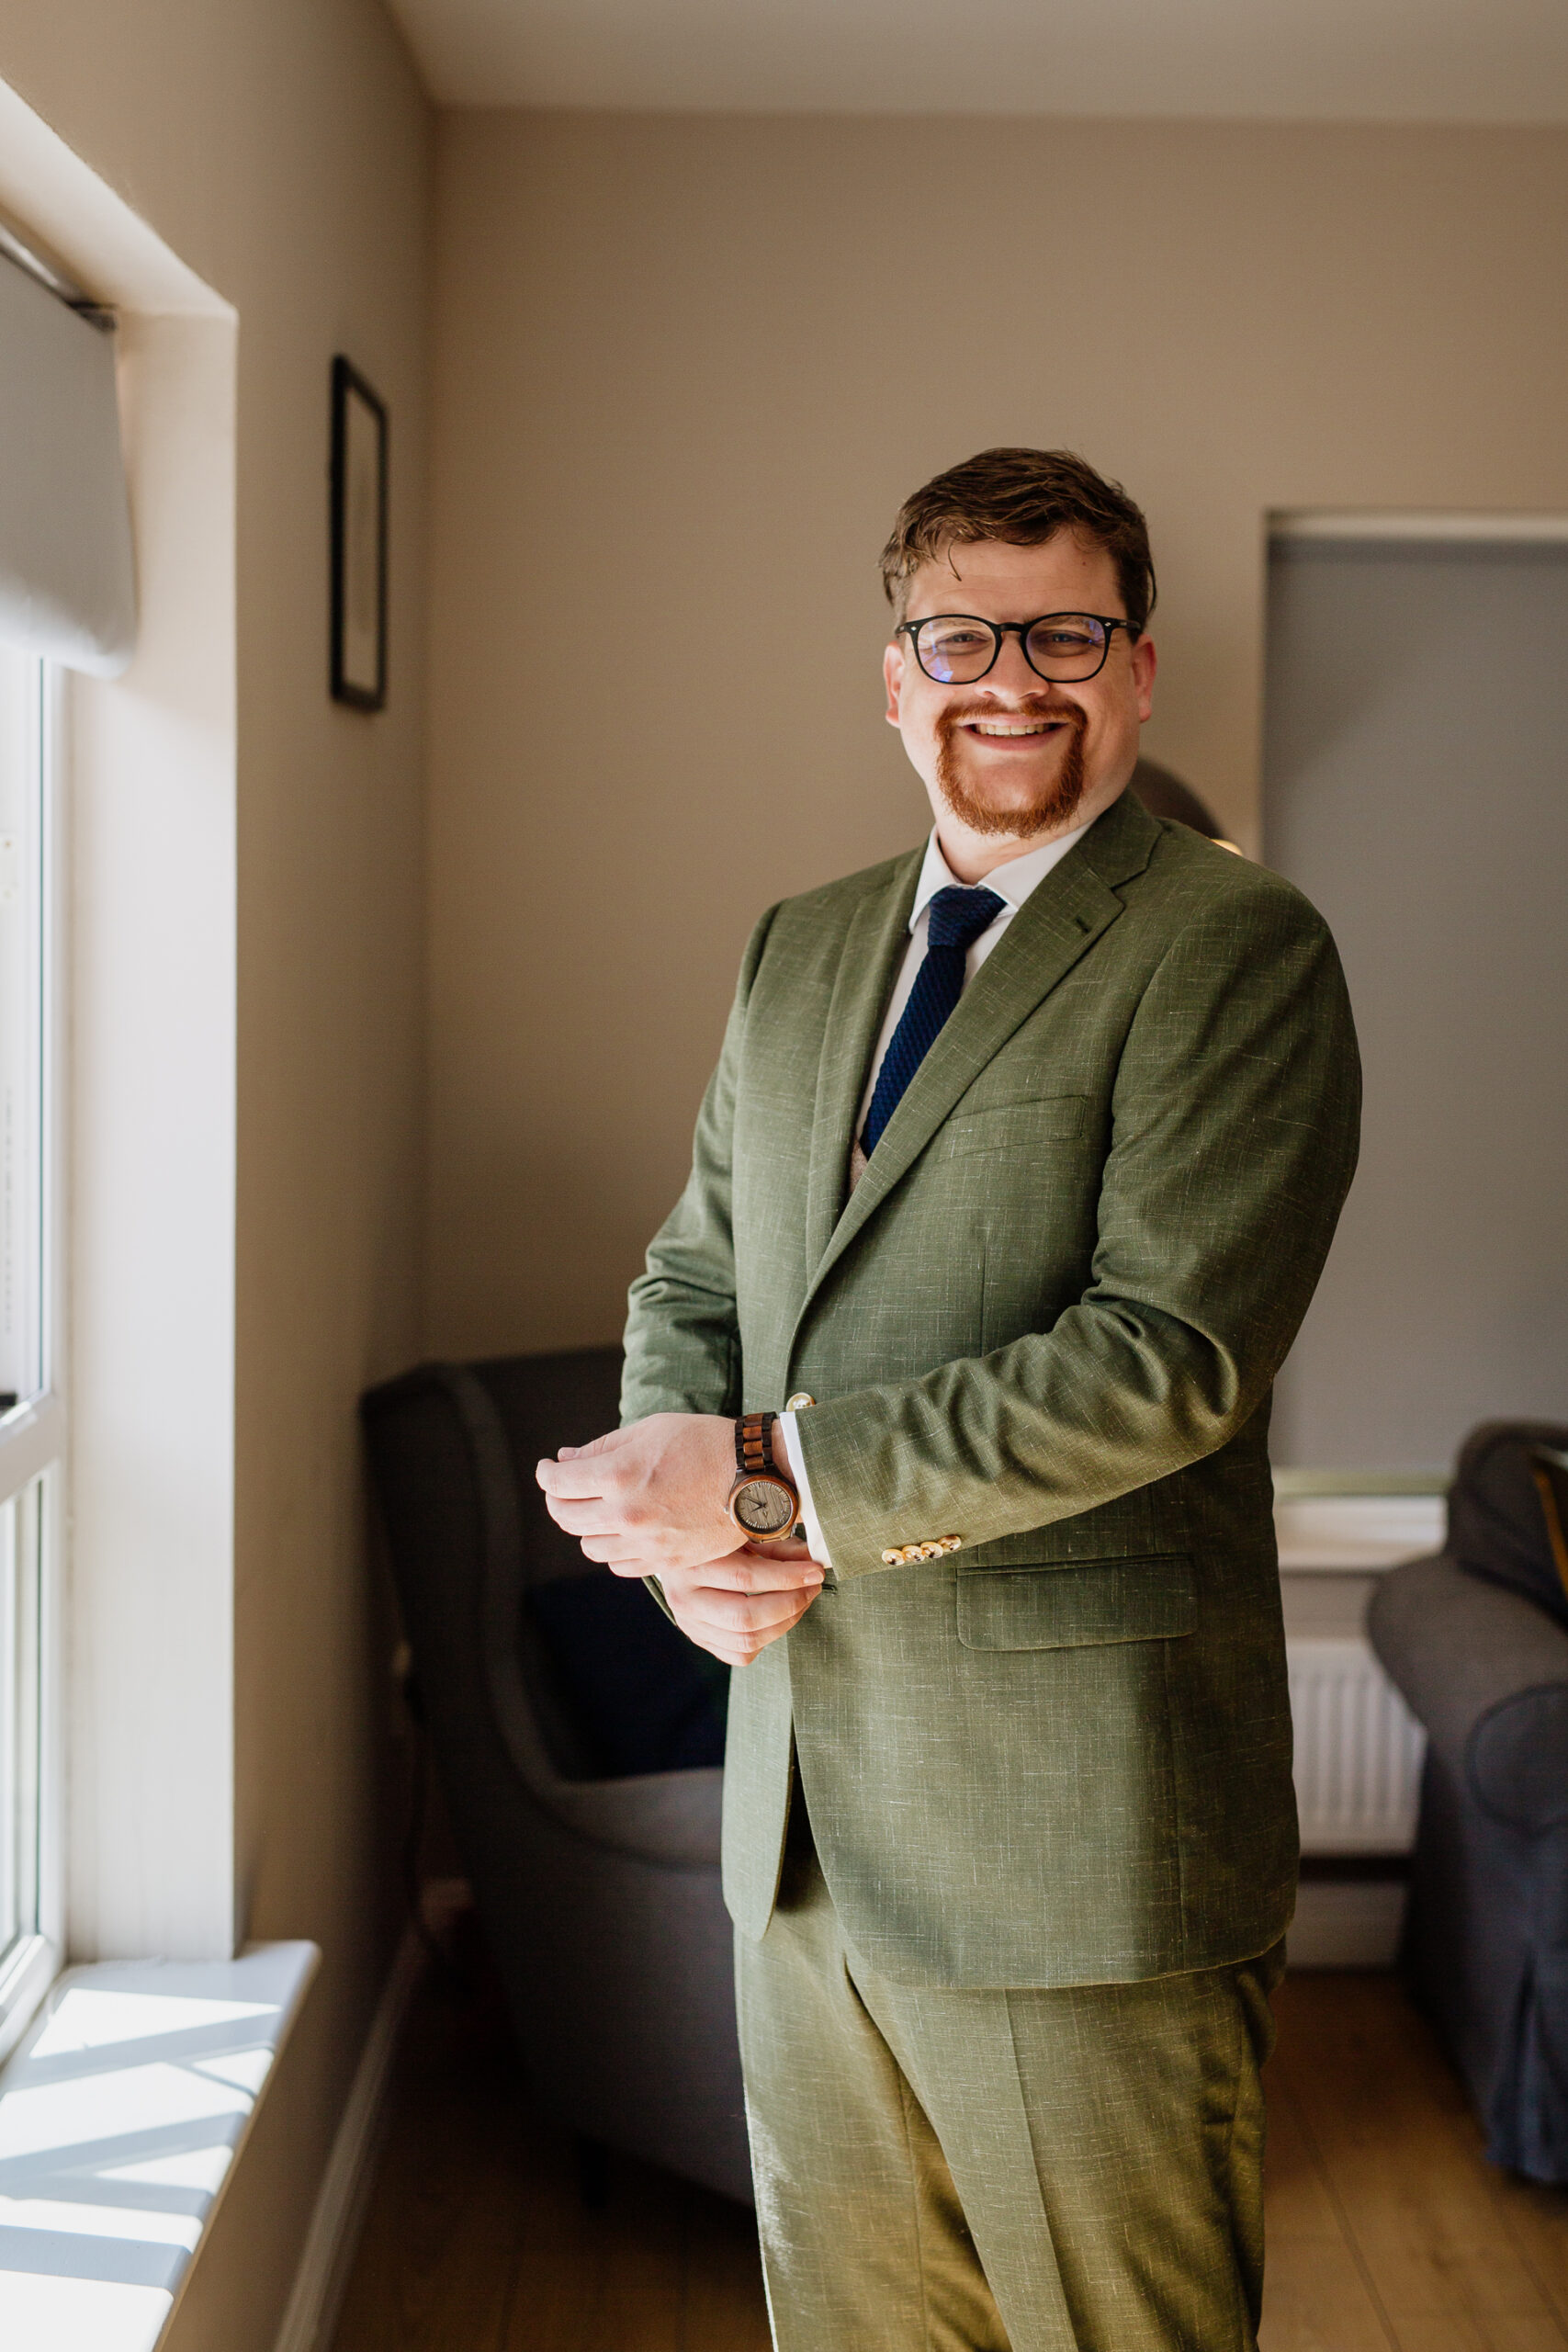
[737,1811,1283,2352]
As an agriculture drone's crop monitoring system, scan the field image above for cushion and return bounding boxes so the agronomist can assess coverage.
[526,1569,727,1778]
[1449,1420,1568,1631]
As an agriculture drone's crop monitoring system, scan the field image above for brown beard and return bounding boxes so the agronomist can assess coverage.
[934,696,1088,838]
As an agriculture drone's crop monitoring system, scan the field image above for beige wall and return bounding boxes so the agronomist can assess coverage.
[426,110,1568,1361]
[1,5,430,2346]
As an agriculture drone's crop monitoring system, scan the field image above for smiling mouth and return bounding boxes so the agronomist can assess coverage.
[964,718,1061,739]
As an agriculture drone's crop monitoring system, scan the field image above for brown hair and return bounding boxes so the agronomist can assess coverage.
[880,447,1156,633]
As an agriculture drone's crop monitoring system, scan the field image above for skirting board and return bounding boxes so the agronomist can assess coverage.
[1289,1875,1408,1969]
[271,1881,468,2352]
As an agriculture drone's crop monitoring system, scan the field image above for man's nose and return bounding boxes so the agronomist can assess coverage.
[984,632,1046,695]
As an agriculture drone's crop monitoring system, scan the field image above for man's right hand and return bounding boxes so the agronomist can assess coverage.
[622,1538,823,1667]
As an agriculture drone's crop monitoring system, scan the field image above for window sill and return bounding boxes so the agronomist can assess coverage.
[0,1939,318,2351]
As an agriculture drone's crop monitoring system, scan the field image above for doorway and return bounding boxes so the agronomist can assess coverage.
[1263,515,1568,1479]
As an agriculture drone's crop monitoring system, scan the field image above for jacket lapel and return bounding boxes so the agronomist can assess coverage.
[802,848,922,1272]
[799,792,1161,1315]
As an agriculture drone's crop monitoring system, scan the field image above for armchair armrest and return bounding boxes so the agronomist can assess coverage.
[1369,1553,1568,1833]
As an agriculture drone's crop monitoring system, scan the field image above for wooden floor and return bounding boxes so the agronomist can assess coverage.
[330,1953,1568,2352]
[1265,1975,1568,2352]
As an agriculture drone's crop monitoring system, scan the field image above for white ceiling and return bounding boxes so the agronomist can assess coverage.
[386,0,1568,120]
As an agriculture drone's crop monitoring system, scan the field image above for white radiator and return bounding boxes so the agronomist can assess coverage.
[1287,1635,1426,1854]
[1276,1494,1439,1859]
[1273,1494,1439,1958]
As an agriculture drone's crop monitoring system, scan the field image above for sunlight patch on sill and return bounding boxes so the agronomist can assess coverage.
[0,1942,318,2352]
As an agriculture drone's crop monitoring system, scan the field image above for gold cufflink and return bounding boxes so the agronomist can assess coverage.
[785,1392,815,1411]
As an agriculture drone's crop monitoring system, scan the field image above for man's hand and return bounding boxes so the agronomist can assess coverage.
[644,1539,824,1667]
[536,1411,751,1577]
[535,1414,824,1664]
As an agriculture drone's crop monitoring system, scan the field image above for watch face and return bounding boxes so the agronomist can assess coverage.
[733,1477,796,1537]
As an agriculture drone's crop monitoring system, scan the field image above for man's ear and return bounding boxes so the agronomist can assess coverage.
[884,638,905,729]
[1133,633,1157,723]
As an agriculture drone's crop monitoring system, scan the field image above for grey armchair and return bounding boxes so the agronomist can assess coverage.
[1369,1419,1568,2183]
[360,1348,751,2205]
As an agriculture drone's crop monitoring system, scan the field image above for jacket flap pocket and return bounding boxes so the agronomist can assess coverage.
[957,1555,1195,1652]
[942,1092,1089,1156]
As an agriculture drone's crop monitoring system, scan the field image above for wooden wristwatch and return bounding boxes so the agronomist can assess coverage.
[728,1411,799,1541]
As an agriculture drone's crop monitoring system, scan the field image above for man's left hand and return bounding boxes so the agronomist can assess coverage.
[535,1412,747,1577]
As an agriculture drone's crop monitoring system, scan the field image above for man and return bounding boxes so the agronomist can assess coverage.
[536,447,1359,2351]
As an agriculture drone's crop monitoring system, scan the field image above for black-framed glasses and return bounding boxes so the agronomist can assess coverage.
[897,612,1138,685]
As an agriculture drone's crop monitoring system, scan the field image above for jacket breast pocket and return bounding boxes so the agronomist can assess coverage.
[956,1555,1196,1652]
[941,1091,1089,1158]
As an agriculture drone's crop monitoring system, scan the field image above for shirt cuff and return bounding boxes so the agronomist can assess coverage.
[776,1411,831,1570]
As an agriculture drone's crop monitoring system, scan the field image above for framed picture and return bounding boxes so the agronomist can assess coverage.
[330,356,388,711]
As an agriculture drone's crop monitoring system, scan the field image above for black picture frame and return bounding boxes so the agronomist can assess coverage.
[330,355,388,711]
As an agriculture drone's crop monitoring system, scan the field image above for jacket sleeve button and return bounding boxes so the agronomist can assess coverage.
[785,1392,815,1411]
[880,1548,901,1566]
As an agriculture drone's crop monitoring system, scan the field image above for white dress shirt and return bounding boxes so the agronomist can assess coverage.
[776,820,1090,1566]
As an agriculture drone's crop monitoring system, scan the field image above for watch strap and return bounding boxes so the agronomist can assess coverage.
[735,1411,785,1484]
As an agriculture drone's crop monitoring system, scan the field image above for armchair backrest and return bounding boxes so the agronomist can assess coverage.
[361,1347,626,1789]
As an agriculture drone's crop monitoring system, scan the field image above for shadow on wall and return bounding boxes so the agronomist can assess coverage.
[1129,758,1233,845]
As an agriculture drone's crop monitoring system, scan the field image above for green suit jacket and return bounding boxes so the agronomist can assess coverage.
[623,793,1360,1989]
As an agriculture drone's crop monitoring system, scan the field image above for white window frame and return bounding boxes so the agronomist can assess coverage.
[1,74,240,1981]
[0,650,65,2064]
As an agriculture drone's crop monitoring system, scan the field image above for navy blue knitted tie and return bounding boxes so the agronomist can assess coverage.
[861,885,1007,1157]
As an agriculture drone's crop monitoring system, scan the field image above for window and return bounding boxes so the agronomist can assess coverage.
[0,221,135,2045]
[0,1483,46,1978]
[0,643,62,2059]
[0,647,48,1409]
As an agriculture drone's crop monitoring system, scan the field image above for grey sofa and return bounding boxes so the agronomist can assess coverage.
[360,1347,752,2204]
[1369,1421,1568,2182]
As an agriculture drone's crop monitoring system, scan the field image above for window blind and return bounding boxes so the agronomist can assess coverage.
[0,247,135,675]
